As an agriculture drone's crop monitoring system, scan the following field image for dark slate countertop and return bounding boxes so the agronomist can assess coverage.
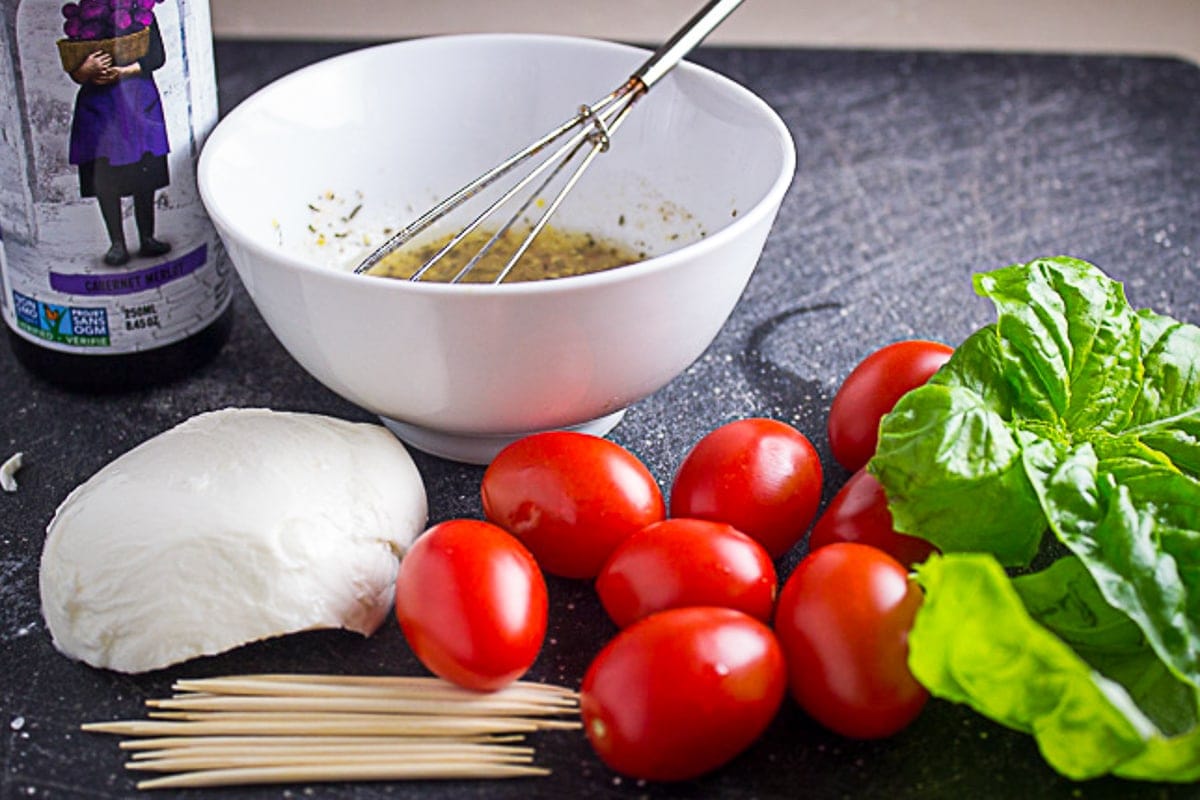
[2,39,1199,799]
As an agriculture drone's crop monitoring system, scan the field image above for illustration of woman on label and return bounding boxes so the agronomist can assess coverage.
[64,0,172,267]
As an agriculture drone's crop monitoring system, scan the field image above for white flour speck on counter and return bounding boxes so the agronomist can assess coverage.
[1,452,23,492]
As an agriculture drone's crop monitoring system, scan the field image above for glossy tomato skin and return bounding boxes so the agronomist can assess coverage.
[596,518,778,628]
[669,418,823,559]
[581,606,786,782]
[394,519,548,692]
[481,431,665,579]
[774,542,927,739]
[828,339,954,472]
[808,469,938,568]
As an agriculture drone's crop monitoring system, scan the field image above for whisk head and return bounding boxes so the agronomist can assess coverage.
[354,77,647,284]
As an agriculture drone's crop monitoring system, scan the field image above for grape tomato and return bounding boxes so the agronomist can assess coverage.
[828,339,954,472]
[774,542,927,739]
[394,519,548,692]
[670,418,823,558]
[808,468,938,567]
[581,606,786,781]
[482,431,665,579]
[596,518,777,628]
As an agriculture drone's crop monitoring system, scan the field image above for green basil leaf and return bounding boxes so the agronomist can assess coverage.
[929,324,1017,418]
[1121,723,1200,782]
[1012,555,1196,736]
[972,256,1142,432]
[1027,441,1200,690]
[910,554,1200,782]
[870,383,1045,565]
[1129,309,1200,474]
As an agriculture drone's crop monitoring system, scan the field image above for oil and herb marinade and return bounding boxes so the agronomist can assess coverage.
[368,225,645,283]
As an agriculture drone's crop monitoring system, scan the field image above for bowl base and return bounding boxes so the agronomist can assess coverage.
[379,409,628,465]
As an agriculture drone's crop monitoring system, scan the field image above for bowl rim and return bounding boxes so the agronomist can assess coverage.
[198,32,796,297]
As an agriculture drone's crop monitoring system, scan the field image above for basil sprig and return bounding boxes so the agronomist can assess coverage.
[871,256,1200,782]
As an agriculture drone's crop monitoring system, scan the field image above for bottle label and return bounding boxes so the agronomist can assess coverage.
[0,0,230,355]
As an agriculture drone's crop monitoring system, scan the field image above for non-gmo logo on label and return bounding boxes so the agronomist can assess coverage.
[12,291,111,346]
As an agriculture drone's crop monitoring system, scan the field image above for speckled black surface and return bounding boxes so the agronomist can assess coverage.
[3,40,1199,799]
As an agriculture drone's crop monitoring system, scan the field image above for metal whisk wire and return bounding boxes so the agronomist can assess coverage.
[354,0,744,283]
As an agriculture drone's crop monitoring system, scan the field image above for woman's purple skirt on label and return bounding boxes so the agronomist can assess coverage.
[69,76,170,168]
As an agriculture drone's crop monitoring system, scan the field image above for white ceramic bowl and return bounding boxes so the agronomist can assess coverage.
[199,34,794,463]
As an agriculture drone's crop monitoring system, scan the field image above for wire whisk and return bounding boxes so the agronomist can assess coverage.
[354,0,744,283]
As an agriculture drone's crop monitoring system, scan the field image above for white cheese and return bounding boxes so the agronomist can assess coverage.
[39,408,427,673]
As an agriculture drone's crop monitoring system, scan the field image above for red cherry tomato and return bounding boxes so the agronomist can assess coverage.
[774,542,927,739]
[581,606,786,781]
[670,418,823,558]
[828,339,954,472]
[394,519,548,692]
[481,431,665,579]
[596,518,778,628]
[808,469,938,567]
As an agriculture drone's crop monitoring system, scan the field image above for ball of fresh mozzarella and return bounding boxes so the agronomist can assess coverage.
[39,408,427,673]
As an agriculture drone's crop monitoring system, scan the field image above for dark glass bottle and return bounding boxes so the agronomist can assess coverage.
[0,0,232,391]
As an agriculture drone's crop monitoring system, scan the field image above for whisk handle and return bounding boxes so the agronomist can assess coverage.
[631,0,744,89]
